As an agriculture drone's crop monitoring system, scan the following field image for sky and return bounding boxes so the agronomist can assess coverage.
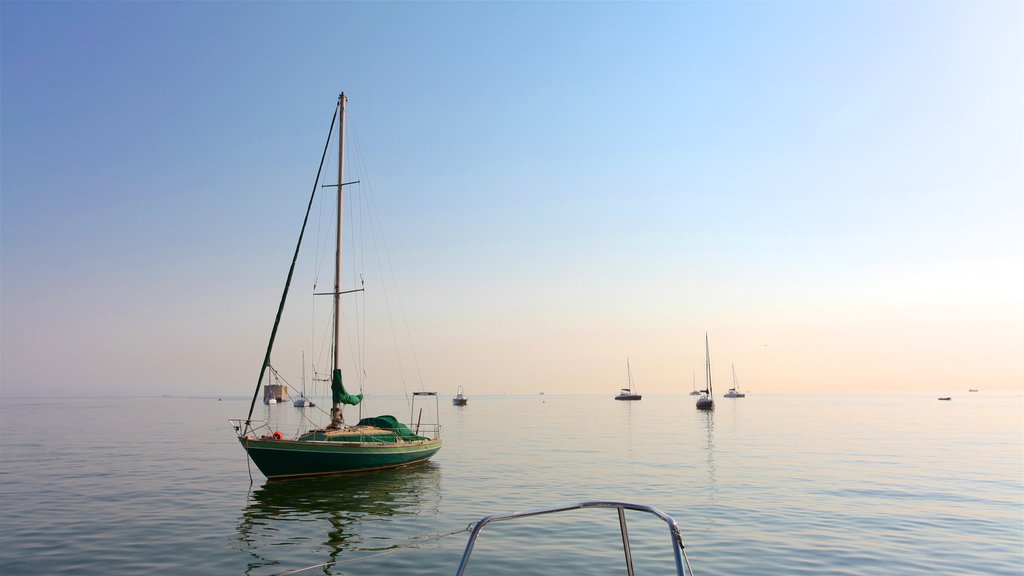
[1,1,1022,398]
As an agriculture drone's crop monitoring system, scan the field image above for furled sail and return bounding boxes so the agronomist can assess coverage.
[332,369,363,406]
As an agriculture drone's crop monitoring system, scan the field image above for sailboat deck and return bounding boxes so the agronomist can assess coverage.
[298,425,431,444]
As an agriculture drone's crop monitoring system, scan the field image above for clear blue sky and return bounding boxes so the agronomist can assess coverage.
[2,1,1021,397]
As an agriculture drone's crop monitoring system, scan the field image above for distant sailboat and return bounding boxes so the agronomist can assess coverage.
[696,334,714,410]
[615,358,642,401]
[294,353,315,408]
[723,363,745,398]
[689,372,700,396]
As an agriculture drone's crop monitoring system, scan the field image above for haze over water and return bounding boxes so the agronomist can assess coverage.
[0,392,1020,575]
[2,2,1022,399]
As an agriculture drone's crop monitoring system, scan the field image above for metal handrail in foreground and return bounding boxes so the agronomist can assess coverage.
[455,501,694,576]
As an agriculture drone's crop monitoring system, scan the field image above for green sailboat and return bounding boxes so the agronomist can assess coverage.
[232,93,442,480]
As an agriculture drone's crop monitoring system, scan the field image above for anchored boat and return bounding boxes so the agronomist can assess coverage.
[615,358,642,401]
[689,372,701,396]
[723,363,745,398]
[696,334,714,411]
[231,93,442,480]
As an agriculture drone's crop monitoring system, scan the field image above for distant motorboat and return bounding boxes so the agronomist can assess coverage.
[938,397,952,401]
[453,386,468,406]
[723,363,745,398]
[615,358,642,401]
[968,389,979,392]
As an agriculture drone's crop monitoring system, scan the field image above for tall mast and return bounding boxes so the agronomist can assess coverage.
[328,92,347,426]
[705,333,712,396]
[334,93,346,375]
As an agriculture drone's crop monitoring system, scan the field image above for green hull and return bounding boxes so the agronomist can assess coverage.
[240,436,443,480]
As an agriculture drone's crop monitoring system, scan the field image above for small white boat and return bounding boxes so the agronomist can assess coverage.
[689,372,700,396]
[453,386,468,406]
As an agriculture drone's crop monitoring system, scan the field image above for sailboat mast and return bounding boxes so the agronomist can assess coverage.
[334,92,346,375]
[326,92,348,427]
[705,333,712,396]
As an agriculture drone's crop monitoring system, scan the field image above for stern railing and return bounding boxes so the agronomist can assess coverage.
[455,501,694,576]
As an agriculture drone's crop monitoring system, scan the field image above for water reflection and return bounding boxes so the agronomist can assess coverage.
[237,463,442,575]
[701,411,716,502]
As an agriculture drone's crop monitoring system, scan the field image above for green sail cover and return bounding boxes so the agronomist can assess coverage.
[332,369,363,406]
[356,415,425,440]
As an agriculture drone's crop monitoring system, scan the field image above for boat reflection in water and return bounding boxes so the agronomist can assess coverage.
[237,463,442,574]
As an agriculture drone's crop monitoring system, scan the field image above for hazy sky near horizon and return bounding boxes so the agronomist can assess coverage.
[2,1,1022,398]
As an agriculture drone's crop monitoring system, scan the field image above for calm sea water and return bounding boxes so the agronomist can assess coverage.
[0,393,1021,575]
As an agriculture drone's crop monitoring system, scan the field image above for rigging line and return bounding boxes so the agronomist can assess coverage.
[245,101,339,430]
[312,127,337,289]
[347,120,410,403]
[364,179,410,402]
[349,122,426,398]
[310,116,337,380]
[364,176,427,399]
[343,184,366,394]
[340,115,367,398]
[349,124,368,397]
[310,126,339,392]
[345,116,400,407]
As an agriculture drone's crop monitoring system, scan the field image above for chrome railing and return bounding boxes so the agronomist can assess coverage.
[455,501,694,576]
